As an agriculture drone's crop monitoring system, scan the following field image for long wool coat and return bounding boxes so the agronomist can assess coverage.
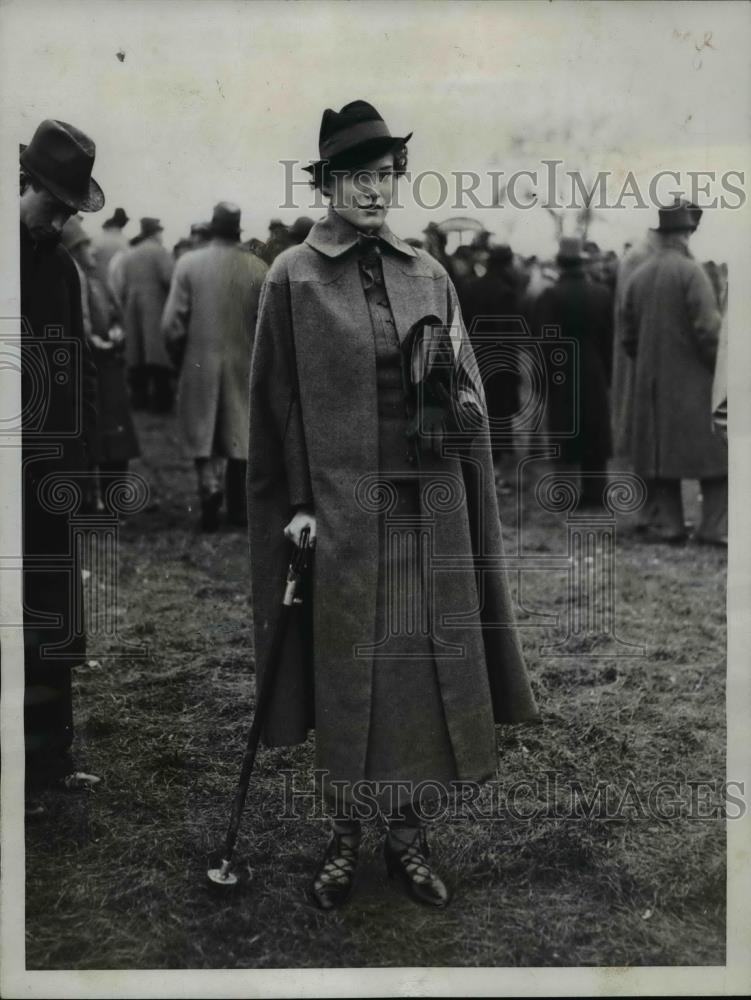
[534,266,613,467]
[611,233,657,462]
[622,233,726,480]
[162,239,268,459]
[118,237,174,369]
[248,211,540,798]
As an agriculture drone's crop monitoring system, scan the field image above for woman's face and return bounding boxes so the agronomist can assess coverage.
[327,152,396,232]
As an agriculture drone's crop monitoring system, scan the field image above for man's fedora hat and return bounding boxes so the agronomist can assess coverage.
[303,100,412,174]
[138,217,164,239]
[190,221,212,238]
[556,237,585,264]
[103,207,129,229]
[655,199,698,233]
[20,119,105,213]
[210,201,242,238]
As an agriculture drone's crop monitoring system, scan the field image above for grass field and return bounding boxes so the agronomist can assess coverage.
[25,412,728,969]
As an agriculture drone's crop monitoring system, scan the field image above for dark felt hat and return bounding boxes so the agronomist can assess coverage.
[303,100,412,174]
[556,237,585,264]
[20,119,105,213]
[210,201,242,238]
[103,207,129,229]
[656,200,697,233]
[138,217,164,239]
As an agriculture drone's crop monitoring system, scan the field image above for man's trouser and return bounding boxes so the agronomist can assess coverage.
[636,477,727,541]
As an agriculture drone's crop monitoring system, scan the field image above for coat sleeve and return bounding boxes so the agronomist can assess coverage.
[64,254,98,456]
[685,263,722,370]
[621,278,639,360]
[159,246,175,290]
[161,258,190,344]
[597,284,615,386]
[249,275,313,510]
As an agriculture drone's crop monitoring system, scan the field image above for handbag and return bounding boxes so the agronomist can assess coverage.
[401,312,486,455]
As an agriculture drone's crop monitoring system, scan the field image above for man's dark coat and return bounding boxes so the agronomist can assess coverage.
[21,222,97,759]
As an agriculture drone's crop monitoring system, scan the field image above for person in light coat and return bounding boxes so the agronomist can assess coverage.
[117,217,174,412]
[622,202,726,544]
[162,202,267,530]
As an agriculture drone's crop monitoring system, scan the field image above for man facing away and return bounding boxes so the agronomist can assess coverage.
[161,202,268,531]
[19,119,103,807]
[622,201,726,544]
[115,216,175,413]
[92,205,129,291]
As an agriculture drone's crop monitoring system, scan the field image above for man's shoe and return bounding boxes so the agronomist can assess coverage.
[200,492,223,532]
[61,771,101,791]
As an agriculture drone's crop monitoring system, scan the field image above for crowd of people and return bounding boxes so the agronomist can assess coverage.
[58,185,729,541]
[19,108,728,908]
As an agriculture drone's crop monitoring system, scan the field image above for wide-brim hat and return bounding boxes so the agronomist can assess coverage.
[20,119,105,213]
[303,100,412,174]
[104,207,129,228]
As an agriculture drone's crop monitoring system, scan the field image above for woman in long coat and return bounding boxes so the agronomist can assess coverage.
[248,101,539,910]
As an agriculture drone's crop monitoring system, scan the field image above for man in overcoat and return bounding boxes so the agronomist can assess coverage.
[117,217,174,413]
[92,206,129,290]
[20,119,102,802]
[533,238,614,508]
[248,99,539,909]
[622,202,725,543]
[461,244,524,482]
[162,202,267,530]
[612,201,703,464]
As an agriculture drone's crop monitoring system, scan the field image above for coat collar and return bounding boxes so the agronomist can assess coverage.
[650,230,693,258]
[305,207,417,259]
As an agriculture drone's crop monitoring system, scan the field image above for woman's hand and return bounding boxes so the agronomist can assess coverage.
[284,508,316,548]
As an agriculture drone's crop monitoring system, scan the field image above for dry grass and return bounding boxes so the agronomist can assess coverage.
[25,413,727,968]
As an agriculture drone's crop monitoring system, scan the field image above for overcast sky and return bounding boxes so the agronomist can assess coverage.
[2,0,749,259]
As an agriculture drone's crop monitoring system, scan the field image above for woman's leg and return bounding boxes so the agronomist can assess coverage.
[383,798,450,907]
[308,803,362,910]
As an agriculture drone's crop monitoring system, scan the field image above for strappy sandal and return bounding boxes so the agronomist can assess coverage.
[308,826,361,910]
[384,827,451,908]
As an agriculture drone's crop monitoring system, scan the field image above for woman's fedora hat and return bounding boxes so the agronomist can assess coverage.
[303,100,412,174]
[20,119,105,213]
